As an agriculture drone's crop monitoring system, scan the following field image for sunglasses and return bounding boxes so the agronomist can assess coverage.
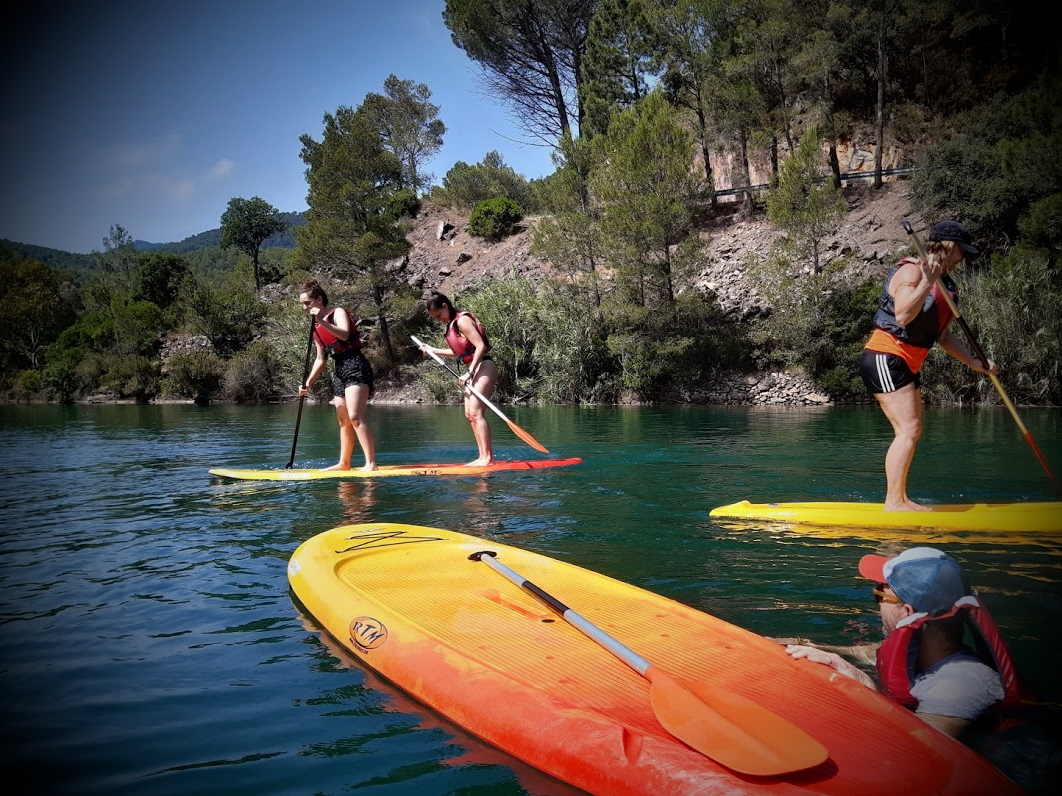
[872,584,903,605]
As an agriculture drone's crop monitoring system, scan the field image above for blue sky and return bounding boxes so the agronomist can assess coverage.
[0,0,557,253]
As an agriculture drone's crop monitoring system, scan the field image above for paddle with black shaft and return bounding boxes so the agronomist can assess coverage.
[903,220,1062,496]
[469,550,829,776]
[285,314,317,469]
[411,334,549,454]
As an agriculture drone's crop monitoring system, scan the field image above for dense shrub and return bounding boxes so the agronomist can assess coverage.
[430,151,536,212]
[102,354,161,403]
[922,246,1062,406]
[389,187,422,219]
[164,350,225,404]
[223,341,285,403]
[15,369,43,400]
[468,197,524,239]
[41,358,83,403]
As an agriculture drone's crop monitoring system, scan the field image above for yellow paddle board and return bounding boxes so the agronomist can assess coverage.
[710,500,1062,532]
[288,522,1022,796]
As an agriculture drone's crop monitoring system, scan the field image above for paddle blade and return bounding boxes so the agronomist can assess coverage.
[1024,432,1062,497]
[506,418,549,454]
[646,666,828,776]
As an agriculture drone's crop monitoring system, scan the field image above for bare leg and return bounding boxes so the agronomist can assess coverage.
[345,383,376,471]
[464,361,498,466]
[325,397,354,470]
[875,383,929,511]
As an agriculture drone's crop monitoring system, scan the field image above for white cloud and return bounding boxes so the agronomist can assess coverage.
[99,177,135,199]
[207,158,235,179]
[93,134,183,168]
[91,137,233,205]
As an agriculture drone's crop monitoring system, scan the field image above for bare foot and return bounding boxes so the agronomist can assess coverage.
[359,463,378,472]
[883,500,913,512]
[465,458,495,467]
[324,462,351,471]
[883,499,931,512]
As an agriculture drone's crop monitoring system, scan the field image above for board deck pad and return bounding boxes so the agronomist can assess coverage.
[210,457,581,480]
[709,500,1062,532]
[288,522,1022,796]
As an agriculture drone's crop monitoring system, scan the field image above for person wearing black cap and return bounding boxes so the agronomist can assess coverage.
[858,220,997,511]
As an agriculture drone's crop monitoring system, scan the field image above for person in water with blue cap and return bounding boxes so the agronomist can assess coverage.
[785,547,1013,739]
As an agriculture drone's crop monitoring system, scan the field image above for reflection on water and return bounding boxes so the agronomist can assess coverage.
[1,403,1060,795]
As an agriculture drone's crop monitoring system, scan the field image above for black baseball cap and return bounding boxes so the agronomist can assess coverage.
[928,220,978,254]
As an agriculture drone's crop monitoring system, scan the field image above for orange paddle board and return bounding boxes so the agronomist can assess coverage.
[288,523,1023,796]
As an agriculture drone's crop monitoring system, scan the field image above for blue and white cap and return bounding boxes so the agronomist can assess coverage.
[858,547,970,616]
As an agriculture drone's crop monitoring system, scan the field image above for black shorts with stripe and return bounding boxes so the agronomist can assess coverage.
[331,351,374,397]
[860,349,921,395]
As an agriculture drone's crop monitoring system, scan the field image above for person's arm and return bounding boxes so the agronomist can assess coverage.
[421,340,457,358]
[771,638,881,666]
[890,259,940,326]
[455,314,488,384]
[785,644,878,688]
[914,712,972,738]
[937,329,997,375]
[300,340,327,396]
[318,307,351,342]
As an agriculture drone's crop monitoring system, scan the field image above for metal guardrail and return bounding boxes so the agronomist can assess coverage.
[714,166,916,197]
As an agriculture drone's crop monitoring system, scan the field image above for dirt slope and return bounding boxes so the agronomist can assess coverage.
[396,180,917,319]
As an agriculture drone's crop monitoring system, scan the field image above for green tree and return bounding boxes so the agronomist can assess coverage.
[186,275,266,356]
[766,128,848,274]
[298,105,412,363]
[729,0,806,174]
[531,133,605,309]
[656,0,733,205]
[81,225,164,402]
[134,251,191,314]
[0,255,79,379]
[443,0,597,143]
[591,91,702,307]
[912,74,1062,253]
[432,151,536,211]
[219,196,288,292]
[790,1,869,188]
[579,0,657,137]
[361,74,446,193]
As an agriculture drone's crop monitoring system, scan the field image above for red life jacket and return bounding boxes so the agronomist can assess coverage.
[876,594,1030,730]
[314,308,360,356]
[444,311,490,365]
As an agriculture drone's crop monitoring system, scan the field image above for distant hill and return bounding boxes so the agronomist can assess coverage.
[135,211,306,253]
[0,239,96,277]
[2,211,306,279]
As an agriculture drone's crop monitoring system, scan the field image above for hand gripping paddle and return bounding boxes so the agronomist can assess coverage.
[411,334,548,454]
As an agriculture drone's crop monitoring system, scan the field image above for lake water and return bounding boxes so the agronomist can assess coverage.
[2,403,1060,795]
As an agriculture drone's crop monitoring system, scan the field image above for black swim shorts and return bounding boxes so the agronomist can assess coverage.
[860,349,921,395]
[331,351,374,396]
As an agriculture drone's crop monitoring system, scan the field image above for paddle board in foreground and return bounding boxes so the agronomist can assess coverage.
[710,499,1062,532]
[287,522,1021,796]
[209,457,581,481]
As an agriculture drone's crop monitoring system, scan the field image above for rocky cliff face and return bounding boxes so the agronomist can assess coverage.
[374,180,917,405]
[395,180,916,320]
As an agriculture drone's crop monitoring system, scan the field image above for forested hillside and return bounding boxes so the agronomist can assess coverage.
[0,240,95,277]
[2,0,1059,409]
[135,211,306,254]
